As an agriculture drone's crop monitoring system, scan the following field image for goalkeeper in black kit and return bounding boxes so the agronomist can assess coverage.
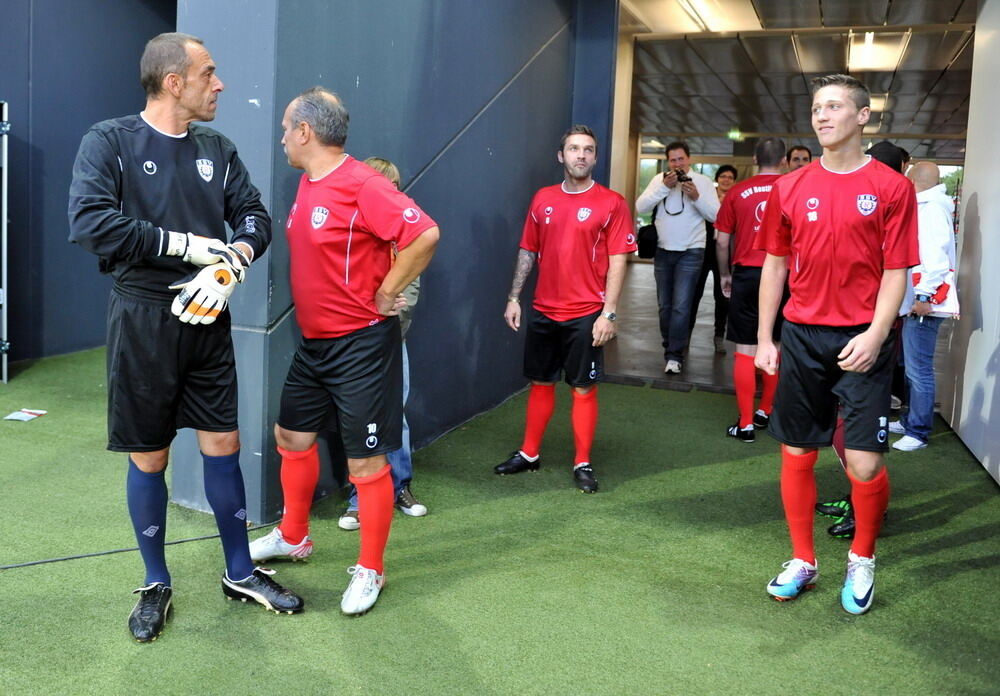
[68,32,303,643]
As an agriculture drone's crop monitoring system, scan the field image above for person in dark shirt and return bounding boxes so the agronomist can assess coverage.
[68,32,303,643]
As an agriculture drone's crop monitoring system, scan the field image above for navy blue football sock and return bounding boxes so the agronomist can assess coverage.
[202,451,254,581]
[126,458,171,586]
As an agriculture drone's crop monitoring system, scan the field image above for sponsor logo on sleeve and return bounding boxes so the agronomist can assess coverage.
[403,207,421,223]
[196,158,214,182]
[311,206,329,229]
[626,233,636,245]
[857,194,878,216]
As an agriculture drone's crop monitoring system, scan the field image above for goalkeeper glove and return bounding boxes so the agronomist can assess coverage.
[163,230,231,266]
[169,260,245,325]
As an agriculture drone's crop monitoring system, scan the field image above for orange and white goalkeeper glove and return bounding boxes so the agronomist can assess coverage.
[169,259,246,325]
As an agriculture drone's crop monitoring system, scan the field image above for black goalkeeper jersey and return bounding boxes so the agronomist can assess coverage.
[68,114,270,300]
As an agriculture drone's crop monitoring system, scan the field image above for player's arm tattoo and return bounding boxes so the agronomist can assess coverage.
[508,249,536,300]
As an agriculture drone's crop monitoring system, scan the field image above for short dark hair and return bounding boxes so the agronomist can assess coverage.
[666,141,690,157]
[787,145,812,162]
[560,125,598,154]
[866,140,906,173]
[291,86,349,147]
[715,164,737,181]
[140,32,203,98]
[810,74,870,110]
[756,137,787,168]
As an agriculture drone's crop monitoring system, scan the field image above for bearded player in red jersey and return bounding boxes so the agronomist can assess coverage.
[249,87,439,615]
[755,75,918,614]
[715,136,788,443]
[495,125,635,493]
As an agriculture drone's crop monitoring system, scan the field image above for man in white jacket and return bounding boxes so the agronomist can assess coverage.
[891,161,960,451]
[635,141,720,374]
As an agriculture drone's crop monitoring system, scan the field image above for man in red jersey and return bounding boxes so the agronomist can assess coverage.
[755,75,918,615]
[249,87,439,616]
[495,125,635,493]
[715,137,788,443]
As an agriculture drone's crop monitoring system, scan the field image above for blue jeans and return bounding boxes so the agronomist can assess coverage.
[653,247,705,362]
[348,343,411,510]
[901,314,944,443]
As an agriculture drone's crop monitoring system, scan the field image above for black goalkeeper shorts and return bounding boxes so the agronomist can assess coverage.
[523,308,603,387]
[106,288,238,452]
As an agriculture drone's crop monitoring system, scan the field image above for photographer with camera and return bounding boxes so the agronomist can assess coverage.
[636,141,720,373]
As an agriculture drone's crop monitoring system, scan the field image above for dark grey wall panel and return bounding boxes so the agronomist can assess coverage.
[0,0,175,362]
[571,0,620,185]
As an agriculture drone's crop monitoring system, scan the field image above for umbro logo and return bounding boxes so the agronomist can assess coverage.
[142,525,160,538]
[234,509,247,521]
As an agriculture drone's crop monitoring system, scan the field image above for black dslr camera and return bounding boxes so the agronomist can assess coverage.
[674,169,692,183]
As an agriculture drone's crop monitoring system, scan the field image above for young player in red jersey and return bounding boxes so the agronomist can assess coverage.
[248,87,439,615]
[755,75,918,614]
[495,125,636,493]
[715,137,788,443]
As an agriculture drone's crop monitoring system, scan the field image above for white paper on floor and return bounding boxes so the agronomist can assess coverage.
[4,409,48,421]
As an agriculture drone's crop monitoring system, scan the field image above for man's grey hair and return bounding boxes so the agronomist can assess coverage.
[291,87,349,147]
[140,32,203,98]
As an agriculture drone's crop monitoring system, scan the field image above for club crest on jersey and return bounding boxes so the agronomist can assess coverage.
[311,206,330,229]
[577,207,592,222]
[857,194,878,216]
[196,159,214,182]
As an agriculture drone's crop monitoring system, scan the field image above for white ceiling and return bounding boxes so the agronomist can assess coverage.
[623,0,974,160]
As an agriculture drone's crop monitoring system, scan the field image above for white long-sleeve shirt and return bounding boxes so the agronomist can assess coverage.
[899,183,959,318]
[635,170,720,251]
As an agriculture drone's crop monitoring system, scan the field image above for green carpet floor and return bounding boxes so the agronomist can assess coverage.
[1,348,998,695]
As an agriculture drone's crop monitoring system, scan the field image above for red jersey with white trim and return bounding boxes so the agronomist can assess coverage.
[755,158,918,326]
[286,156,437,338]
[714,173,781,268]
[520,182,636,321]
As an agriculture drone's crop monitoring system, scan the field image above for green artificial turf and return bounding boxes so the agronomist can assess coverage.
[1,349,998,695]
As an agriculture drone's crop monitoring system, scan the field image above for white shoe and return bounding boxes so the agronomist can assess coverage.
[841,551,876,614]
[888,420,905,435]
[664,360,682,374]
[338,509,360,531]
[892,435,927,452]
[395,485,428,517]
[248,527,313,563]
[341,564,384,615]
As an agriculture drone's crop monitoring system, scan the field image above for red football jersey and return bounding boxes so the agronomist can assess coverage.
[520,182,636,321]
[755,158,918,326]
[714,173,781,268]
[286,156,437,338]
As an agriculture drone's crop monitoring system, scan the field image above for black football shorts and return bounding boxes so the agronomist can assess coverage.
[106,288,238,452]
[278,317,403,458]
[523,308,603,387]
[769,321,896,452]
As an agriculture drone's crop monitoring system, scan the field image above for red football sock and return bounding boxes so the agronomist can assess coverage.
[849,467,890,558]
[520,383,556,458]
[571,387,598,465]
[352,464,394,574]
[832,417,847,470]
[758,366,779,415]
[780,446,818,565]
[276,443,319,545]
[733,352,757,428]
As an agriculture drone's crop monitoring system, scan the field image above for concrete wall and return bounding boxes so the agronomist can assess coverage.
[938,0,1000,483]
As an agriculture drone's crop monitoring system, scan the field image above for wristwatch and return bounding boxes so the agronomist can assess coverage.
[915,294,931,303]
[602,311,617,322]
